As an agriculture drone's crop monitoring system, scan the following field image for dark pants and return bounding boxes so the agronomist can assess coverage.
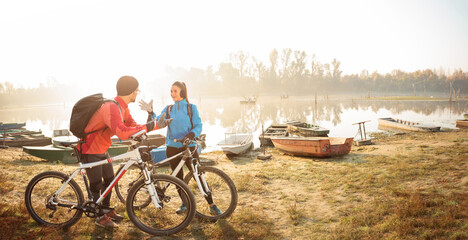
[81,153,114,211]
[166,146,213,204]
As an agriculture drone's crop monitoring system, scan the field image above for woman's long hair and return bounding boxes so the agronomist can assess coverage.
[172,81,189,103]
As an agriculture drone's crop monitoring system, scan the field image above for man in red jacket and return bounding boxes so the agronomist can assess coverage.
[79,76,170,228]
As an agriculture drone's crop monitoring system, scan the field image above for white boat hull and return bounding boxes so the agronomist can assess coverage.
[221,142,253,155]
[217,133,253,155]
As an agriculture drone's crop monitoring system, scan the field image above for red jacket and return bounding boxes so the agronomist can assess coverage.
[78,96,153,154]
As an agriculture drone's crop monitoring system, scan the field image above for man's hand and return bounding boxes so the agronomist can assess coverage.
[145,120,155,132]
[139,99,153,113]
[182,132,195,145]
[157,113,173,129]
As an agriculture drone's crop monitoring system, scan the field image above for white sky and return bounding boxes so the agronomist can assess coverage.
[1,0,467,89]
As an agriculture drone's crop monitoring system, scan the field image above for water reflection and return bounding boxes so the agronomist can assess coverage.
[1,97,466,148]
[197,96,466,131]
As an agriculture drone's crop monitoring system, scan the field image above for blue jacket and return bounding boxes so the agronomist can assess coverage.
[153,99,202,148]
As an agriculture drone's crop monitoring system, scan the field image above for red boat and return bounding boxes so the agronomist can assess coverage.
[456,120,468,128]
[271,137,353,157]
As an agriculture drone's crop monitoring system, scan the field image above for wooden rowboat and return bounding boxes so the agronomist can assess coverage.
[23,143,129,164]
[0,129,42,137]
[456,120,468,128]
[259,124,289,147]
[287,121,329,137]
[1,136,51,147]
[112,133,165,147]
[1,125,51,147]
[0,122,26,130]
[378,117,440,132]
[240,96,257,104]
[271,137,353,157]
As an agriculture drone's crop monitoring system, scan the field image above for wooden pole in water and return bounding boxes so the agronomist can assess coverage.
[257,124,271,160]
[262,125,265,155]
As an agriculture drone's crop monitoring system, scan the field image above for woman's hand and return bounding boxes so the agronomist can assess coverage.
[139,99,153,113]
[182,132,195,145]
[157,113,173,129]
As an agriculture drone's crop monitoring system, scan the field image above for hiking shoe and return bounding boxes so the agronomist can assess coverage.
[95,215,119,228]
[106,209,124,222]
[176,204,187,214]
[209,204,222,216]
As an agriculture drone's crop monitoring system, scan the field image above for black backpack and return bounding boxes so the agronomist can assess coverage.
[69,93,120,139]
[166,104,193,129]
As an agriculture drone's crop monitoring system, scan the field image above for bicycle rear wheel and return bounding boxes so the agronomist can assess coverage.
[24,171,84,228]
[184,166,238,221]
[126,174,196,236]
[114,164,142,204]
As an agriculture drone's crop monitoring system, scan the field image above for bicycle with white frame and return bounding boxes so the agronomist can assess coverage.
[24,129,196,236]
[115,135,238,222]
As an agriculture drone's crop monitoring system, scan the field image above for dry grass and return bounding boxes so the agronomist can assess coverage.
[0,129,467,239]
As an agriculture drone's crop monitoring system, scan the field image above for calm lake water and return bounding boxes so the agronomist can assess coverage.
[1,96,466,151]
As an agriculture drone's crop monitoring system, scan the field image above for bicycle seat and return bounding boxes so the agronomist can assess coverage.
[59,140,86,148]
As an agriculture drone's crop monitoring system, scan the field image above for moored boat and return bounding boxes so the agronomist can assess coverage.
[217,133,253,155]
[456,120,468,128]
[23,143,129,164]
[271,137,353,157]
[240,96,257,104]
[112,133,165,147]
[151,136,205,166]
[259,124,289,147]
[0,122,26,130]
[378,117,440,132]
[52,129,71,137]
[1,136,51,147]
[287,121,329,137]
[0,129,42,137]
[52,135,78,147]
[0,124,51,147]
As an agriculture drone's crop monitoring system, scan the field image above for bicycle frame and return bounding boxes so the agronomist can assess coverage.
[53,144,164,211]
[154,142,212,198]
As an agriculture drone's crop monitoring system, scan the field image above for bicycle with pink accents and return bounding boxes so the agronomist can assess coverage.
[24,130,196,236]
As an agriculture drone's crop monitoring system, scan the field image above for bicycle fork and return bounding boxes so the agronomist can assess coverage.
[191,160,211,198]
[142,169,163,210]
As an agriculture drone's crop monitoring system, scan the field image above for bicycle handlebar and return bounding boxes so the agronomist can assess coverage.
[174,138,201,148]
[173,138,189,146]
[131,129,147,139]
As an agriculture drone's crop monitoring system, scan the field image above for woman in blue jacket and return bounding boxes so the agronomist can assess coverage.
[139,81,221,215]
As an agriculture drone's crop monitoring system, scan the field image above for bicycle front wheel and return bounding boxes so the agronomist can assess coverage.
[184,166,238,221]
[126,174,196,236]
[24,171,84,228]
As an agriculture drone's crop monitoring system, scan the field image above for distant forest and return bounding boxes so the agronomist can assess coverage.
[1,48,467,107]
[162,49,468,98]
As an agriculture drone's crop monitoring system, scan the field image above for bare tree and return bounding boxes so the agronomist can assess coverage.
[230,51,249,83]
[280,48,292,89]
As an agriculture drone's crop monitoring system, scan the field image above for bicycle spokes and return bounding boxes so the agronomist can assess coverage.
[25,171,84,228]
[126,174,196,235]
[184,166,238,220]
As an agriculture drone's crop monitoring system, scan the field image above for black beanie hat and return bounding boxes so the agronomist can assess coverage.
[116,76,139,96]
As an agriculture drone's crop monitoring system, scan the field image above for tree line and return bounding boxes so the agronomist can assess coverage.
[1,48,468,107]
[0,79,79,107]
[160,49,468,98]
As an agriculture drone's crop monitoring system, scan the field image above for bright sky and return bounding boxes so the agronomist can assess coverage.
[1,0,467,89]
